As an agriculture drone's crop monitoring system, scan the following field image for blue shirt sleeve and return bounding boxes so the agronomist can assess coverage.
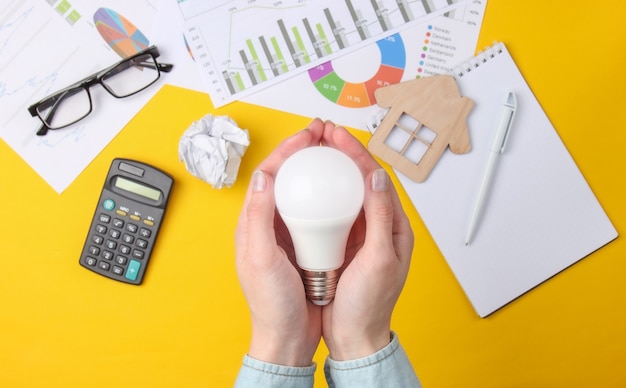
[234,355,316,388]
[235,332,420,387]
[324,332,421,388]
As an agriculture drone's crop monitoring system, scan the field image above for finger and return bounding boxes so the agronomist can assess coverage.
[318,122,412,252]
[237,119,325,262]
[257,118,325,175]
[388,182,414,265]
[364,168,414,265]
[238,170,278,264]
[321,122,381,176]
[363,169,395,250]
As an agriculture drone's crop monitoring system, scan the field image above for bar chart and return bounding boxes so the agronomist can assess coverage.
[176,0,467,107]
[241,0,487,131]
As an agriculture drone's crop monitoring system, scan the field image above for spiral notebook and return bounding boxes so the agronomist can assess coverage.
[393,42,618,317]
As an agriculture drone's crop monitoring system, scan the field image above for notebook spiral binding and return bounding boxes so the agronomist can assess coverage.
[451,42,505,79]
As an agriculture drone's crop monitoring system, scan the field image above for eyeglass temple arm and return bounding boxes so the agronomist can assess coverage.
[35,87,84,136]
[35,122,50,136]
[145,61,174,72]
[157,62,174,72]
[104,61,173,78]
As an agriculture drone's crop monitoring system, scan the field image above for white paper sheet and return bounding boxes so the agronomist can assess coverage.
[0,0,162,193]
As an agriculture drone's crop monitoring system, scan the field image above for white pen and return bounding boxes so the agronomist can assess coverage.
[465,91,517,246]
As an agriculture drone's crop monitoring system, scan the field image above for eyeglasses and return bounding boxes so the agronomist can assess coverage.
[28,45,173,136]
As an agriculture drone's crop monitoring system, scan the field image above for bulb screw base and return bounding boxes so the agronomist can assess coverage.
[301,269,339,306]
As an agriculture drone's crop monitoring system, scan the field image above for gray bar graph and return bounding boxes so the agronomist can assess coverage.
[258,36,279,76]
[345,0,369,40]
[239,50,258,85]
[302,18,323,58]
[421,0,435,14]
[277,19,302,67]
[445,0,458,18]
[324,8,348,49]
[396,0,414,22]
[222,71,236,94]
[371,0,392,31]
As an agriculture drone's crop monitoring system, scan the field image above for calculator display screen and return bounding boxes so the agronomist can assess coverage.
[114,176,161,201]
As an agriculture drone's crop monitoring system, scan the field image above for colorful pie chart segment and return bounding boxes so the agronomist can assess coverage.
[308,33,406,108]
[94,8,150,58]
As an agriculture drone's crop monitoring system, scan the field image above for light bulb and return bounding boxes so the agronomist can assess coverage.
[274,146,364,305]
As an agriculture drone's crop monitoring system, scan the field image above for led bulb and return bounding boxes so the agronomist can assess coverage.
[274,146,364,305]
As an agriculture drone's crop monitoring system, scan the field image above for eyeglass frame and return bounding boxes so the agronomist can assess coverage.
[28,45,173,136]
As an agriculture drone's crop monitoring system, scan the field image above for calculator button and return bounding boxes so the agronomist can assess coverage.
[113,219,124,228]
[96,225,107,234]
[110,229,121,239]
[99,214,111,223]
[125,260,141,281]
[106,240,117,250]
[136,239,148,249]
[115,256,127,265]
[143,219,155,227]
[139,228,151,238]
[112,266,124,276]
[92,235,104,245]
[86,257,97,266]
[103,199,115,211]
[98,261,110,271]
[116,209,127,216]
[132,249,144,259]
[102,251,114,260]
[126,223,138,233]
[88,246,100,255]
[130,215,141,221]
[120,245,131,255]
[122,234,134,244]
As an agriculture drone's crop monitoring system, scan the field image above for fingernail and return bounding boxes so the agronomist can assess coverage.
[371,169,388,192]
[252,170,267,192]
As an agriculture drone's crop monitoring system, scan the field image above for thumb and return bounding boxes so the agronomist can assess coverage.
[244,170,277,250]
[363,169,395,249]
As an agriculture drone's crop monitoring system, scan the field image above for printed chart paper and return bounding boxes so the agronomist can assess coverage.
[176,0,472,108]
[0,0,161,193]
[243,0,487,130]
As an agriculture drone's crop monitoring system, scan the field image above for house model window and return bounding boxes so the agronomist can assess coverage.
[368,75,474,182]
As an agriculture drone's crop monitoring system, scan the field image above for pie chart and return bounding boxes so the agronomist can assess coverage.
[94,8,150,58]
[308,33,406,108]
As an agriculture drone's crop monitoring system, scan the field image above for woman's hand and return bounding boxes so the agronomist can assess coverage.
[235,119,414,364]
[318,121,414,361]
[234,118,327,367]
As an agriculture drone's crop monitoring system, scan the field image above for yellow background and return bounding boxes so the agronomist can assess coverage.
[2,1,625,386]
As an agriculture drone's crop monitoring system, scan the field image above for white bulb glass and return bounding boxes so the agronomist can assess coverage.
[274,146,364,305]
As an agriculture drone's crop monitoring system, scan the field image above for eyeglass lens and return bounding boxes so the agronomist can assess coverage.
[36,53,160,130]
[36,87,92,130]
[102,53,160,97]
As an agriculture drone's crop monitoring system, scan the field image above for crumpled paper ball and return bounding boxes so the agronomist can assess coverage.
[178,114,250,188]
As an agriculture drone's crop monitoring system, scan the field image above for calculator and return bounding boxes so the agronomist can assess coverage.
[79,158,174,285]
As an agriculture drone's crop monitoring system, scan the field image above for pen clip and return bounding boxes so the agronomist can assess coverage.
[498,92,517,153]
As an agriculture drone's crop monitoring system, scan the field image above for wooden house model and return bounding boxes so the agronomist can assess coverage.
[368,75,474,182]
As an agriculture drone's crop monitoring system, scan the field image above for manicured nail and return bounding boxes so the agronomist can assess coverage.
[371,169,389,192]
[252,170,267,192]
